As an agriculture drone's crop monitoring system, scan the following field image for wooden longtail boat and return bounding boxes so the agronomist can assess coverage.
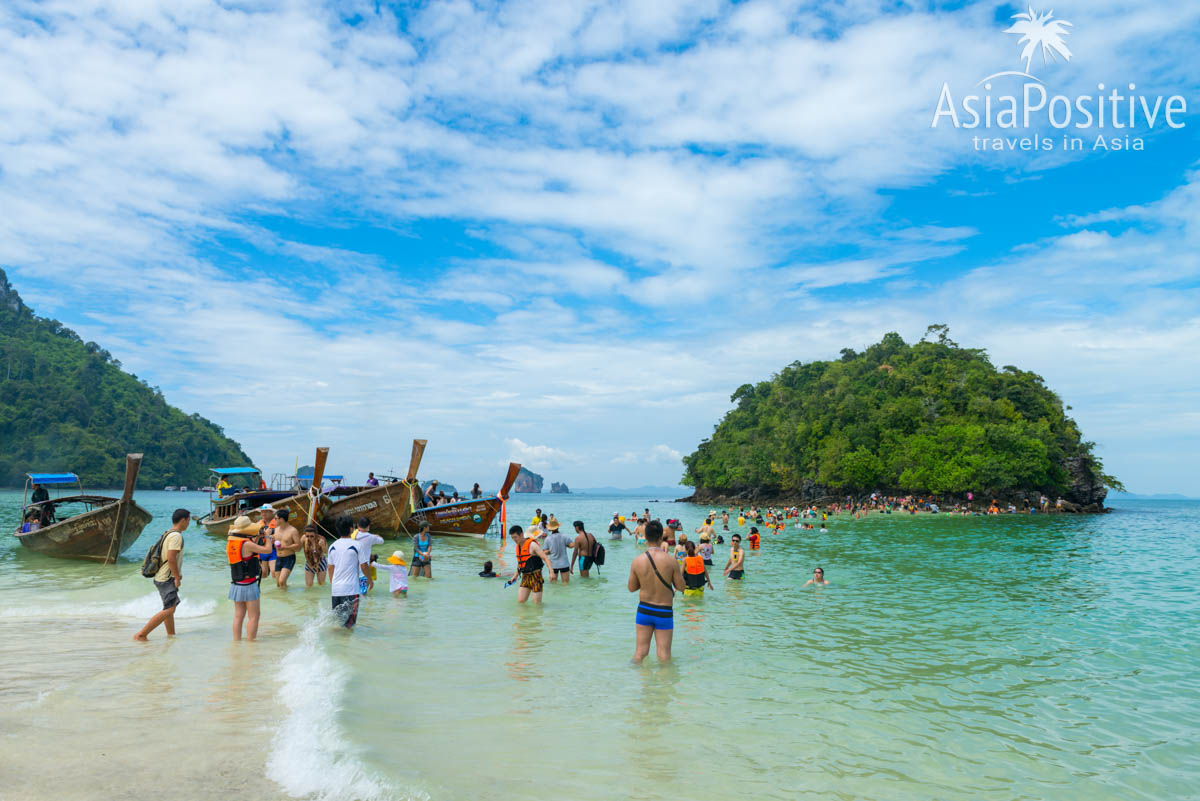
[319,439,520,538]
[13,454,153,563]
[198,448,331,536]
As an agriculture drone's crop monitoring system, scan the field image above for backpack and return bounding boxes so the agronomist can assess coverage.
[141,531,170,578]
[591,537,606,568]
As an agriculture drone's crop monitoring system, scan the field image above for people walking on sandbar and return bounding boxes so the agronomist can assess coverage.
[508,525,551,604]
[628,520,684,664]
[327,515,370,629]
[226,515,274,641]
[134,508,190,641]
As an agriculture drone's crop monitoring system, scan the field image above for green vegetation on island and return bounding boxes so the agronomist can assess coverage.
[682,327,1121,507]
[0,269,253,489]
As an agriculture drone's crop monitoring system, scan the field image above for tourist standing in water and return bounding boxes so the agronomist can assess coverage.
[352,516,384,593]
[134,508,190,641]
[724,534,746,580]
[545,519,571,584]
[273,509,301,589]
[327,516,369,628]
[628,520,684,663]
[608,514,627,540]
[410,521,433,579]
[301,524,327,587]
[571,520,597,577]
[508,525,551,604]
[804,567,830,586]
[226,515,273,641]
[258,506,277,580]
[682,540,714,596]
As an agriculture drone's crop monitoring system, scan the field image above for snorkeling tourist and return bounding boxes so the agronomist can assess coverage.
[273,508,301,589]
[372,550,409,597]
[328,515,370,628]
[682,540,714,597]
[134,508,190,641]
[508,525,551,604]
[546,517,571,583]
[804,567,830,587]
[226,515,274,641]
[479,560,499,578]
[410,521,433,579]
[301,524,328,587]
[628,520,684,664]
[723,534,746,580]
[571,520,598,577]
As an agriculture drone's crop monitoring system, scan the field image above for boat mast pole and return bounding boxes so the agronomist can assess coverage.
[105,453,143,565]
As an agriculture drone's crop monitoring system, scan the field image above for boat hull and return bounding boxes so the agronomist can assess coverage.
[320,482,415,538]
[405,496,504,538]
[15,500,153,563]
[200,493,329,537]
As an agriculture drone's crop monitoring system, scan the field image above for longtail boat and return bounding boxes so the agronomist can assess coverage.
[13,454,153,563]
[319,439,518,538]
[198,448,331,536]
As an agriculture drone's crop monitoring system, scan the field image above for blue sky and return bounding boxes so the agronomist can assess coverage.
[2,0,1198,493]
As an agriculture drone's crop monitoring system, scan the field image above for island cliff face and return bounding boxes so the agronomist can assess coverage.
[0,269,253,488]
[513,466,544,493]
[550,481,569,493]
[680,329,1118,513]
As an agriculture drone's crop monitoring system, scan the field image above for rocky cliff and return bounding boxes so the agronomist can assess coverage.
[550,481,569,493]
[513,466,544,493]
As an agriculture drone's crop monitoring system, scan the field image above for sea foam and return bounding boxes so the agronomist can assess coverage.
[268,614,418,801]
[0,591,216,620]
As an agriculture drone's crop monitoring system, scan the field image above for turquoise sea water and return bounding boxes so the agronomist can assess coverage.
[1,490,1197,801]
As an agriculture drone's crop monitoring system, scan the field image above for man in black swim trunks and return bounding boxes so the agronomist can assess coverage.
[627,520,685,664]
[723,533,745,580]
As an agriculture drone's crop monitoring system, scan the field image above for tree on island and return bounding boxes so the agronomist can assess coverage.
[682,327,1122,507]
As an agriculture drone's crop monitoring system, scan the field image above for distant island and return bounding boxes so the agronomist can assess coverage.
[550,481,569,493]
[681,327,1121,512]
[513,466,544,493]
[0,269,253,489]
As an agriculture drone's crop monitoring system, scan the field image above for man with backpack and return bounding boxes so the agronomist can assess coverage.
[134,509,190,641]
[570,520,603,577]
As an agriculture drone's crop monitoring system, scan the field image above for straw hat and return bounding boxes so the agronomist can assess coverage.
[547,515,561,531]
[387,549,406,565]
[228,515,259,535]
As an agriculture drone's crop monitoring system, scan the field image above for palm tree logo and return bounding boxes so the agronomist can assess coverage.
[1005,7,1072,75]
[979,7,1072,84]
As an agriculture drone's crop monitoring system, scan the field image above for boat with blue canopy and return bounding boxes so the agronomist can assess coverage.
[13,455,153,563]
[197,450,331,536]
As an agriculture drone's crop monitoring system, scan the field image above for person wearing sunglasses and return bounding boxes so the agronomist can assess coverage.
[804,567,829,587]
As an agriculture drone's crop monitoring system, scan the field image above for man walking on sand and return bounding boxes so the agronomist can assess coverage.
[627,520,684,663]
[134,508,190,641]
[273,509,301,588]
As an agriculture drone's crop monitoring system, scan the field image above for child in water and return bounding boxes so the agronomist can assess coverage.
[682,541,714,596]
[371,551,409,597]
[479,560,499,578]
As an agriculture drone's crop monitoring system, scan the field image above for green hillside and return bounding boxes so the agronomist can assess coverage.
[682,327,1120,505]
[0,269,252,489]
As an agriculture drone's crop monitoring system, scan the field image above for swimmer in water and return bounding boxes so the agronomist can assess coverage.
[723,534,745,580]
[804,567,829,586]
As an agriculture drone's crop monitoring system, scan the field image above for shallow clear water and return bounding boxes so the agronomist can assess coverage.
[1,490,1196,801]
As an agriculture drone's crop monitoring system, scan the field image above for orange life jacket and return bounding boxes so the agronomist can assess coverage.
[684,555,705,575]
[226,536,260,585]
[516,537,543,574]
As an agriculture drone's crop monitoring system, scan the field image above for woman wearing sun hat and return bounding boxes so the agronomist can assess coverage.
[372,550,409,597]
[226,515,275,641]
